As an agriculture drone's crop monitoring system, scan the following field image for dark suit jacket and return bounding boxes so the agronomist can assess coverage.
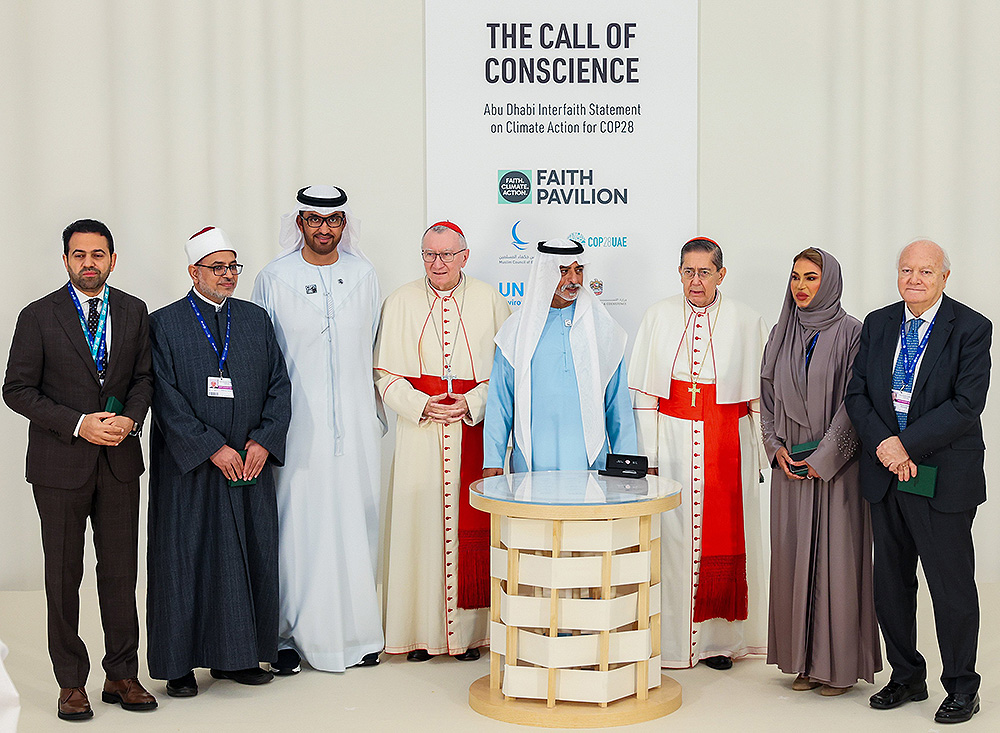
[845,293,991,513]
[3,284,154,488]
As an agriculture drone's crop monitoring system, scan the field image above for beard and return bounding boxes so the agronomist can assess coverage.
[557,284,581,301]
[194,274,236,303]
[68,267,110,293]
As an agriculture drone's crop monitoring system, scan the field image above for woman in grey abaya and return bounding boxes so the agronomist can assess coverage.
[760,248,881,695]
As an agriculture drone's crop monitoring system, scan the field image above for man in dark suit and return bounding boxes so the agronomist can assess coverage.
[3,219,157,720]
[846,239,991,725]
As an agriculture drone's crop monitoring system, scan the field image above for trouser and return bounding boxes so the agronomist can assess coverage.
[33,450,140,688]
[870,489,979,695]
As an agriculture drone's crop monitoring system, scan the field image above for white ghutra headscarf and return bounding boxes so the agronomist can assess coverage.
[272,184,370,265]
[494,239,627,468]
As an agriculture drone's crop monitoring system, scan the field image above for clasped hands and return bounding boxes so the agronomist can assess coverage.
[211,439,269,483]
[422,392,470,425]
[775,446,820,481]
[876,436,917,481]
[80,411,134,446]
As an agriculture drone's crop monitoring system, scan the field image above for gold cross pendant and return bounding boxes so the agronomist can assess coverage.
[688,383,701,407]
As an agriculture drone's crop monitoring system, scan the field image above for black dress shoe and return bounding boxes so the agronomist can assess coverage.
[935,693,980,723]
[166,671,198,698]
[407,649,434,662]
[703,655,733,670]
[210,667,274,685]
[454,648,481,661]
[271,649,301,676]
[869,680,928,709]
[352,652,381,667]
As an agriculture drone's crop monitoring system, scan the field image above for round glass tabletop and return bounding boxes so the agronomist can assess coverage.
[473,470,680,507]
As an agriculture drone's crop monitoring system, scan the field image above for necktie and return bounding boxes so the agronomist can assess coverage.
[87,298,100,338]
[892,317,923,429]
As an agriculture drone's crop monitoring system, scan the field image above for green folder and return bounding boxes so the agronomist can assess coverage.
[788,439,820,477]
[105,395,125,414]
[227,450,258,487]
[897,464,937,498]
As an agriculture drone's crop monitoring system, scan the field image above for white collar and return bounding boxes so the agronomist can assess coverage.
[429,274,462,297]
[905,294,942,324]
[192,286,226,312]
[686,291,721,314]
[72,283,107,304]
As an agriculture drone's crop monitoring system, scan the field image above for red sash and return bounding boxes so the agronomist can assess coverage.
[406,375,489,610]
[658,379,749,623]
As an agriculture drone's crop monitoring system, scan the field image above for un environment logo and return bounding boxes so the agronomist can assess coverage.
[498,170,532,204]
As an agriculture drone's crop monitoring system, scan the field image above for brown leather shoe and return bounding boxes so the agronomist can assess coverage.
[58,687,93,721]
[101,677,158,711]
[792,673,821,691]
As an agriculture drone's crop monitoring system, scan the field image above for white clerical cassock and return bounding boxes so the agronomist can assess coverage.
[629,291,769,668]
[376,274,510,655]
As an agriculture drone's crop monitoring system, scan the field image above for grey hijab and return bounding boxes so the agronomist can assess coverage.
[761,249,850,432]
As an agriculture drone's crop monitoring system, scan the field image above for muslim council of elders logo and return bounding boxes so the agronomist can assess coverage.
[589,279,604,296]
[498,170,532,204]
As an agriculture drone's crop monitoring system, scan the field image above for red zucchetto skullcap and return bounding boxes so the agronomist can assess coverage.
[426,220,465,237]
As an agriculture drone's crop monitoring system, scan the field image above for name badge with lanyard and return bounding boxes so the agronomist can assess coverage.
[892,316,935,416]
[67,282,109,381]
[187,294,234,398]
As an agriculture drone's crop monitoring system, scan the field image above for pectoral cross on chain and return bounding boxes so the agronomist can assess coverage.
[444,364,454,394]
[688,383,701,407]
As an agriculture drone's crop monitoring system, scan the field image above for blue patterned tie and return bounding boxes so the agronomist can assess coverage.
[892,317,923,429]
[87,298,105,375]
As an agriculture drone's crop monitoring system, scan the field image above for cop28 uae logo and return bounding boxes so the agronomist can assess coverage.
[498,170,532,204]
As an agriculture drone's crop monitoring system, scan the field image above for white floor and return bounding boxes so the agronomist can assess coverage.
[1,584,997,732]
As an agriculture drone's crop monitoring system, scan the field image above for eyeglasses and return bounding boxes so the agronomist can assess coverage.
[680,267,718,281]
[194,263,243,276]
[421,249,467,263]
[299,213,346,229]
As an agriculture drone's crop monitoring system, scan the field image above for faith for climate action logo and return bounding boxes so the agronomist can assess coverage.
[498,170,532,204]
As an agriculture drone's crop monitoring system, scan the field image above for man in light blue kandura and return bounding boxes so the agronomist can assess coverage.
[483,238,636,477]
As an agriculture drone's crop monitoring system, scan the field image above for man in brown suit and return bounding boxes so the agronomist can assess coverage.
[3,219,157,721]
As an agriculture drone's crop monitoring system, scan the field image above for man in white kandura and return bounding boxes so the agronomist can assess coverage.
[629,237,768,671]
[252,185,385,673]
[483,238,636,475]
[376,221,510,662]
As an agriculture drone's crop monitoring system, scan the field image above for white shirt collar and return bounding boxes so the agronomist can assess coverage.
[192,286,226,312]
[71,283,106,305]
[905,294,942,324]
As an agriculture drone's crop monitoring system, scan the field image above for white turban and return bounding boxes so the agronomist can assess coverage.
[494,238,627,468]
[185,226,237,265]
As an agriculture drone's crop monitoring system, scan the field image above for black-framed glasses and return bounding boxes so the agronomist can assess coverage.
[299,213,346,229]
[194,263,243,276]
[421,249,467,263]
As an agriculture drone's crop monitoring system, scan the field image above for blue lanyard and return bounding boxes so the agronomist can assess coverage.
[897,315,936,387]
[187,293,230,377]
[67,282,108,374]
[804,332,819,367]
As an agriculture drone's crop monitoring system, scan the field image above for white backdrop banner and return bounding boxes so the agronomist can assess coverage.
[425,0,698,339]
